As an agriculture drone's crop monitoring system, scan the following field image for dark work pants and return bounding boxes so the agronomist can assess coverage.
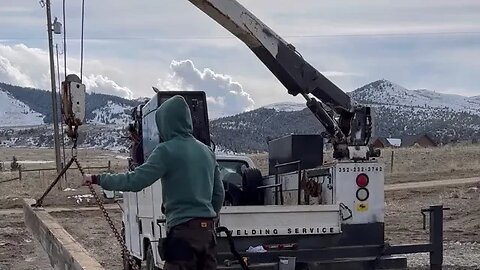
[163,219,217,270]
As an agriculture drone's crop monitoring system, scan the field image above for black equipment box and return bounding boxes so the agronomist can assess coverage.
[268,134,324,175]
[141,91,211,159]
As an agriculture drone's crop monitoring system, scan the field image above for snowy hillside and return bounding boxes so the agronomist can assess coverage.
[263,102,305,112]
[351,80,480,116]
[0,82,142,126]
[0,89,44,127]
[90,101,133,125]
[0,124,131,152]
[1,79,479,153]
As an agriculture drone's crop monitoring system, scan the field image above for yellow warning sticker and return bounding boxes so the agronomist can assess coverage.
[356,203,369,212]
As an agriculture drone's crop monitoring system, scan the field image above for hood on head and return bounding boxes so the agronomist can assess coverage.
[155,95,193,141]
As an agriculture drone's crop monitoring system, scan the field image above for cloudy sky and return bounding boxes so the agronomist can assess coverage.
[0,0,479,117]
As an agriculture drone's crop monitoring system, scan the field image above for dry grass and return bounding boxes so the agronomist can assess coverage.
[1,144,479,208]
[249,144,480,184]
[0,147,129,209]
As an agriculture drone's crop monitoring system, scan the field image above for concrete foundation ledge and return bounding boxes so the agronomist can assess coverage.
[23,198,105,270]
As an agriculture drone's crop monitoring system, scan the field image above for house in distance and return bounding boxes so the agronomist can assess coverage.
[372,134,437,148]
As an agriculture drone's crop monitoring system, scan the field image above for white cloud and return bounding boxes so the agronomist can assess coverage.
[83,74,133,99]
[1,0,479,101]
[157,59,255,118]
[0,44,50,88]
[0,55,34,87]
[0,43,133,98]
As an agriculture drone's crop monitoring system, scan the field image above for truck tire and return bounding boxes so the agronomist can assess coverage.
[223,182,242,206]
[146,244,160,270]
[242,168,264,205]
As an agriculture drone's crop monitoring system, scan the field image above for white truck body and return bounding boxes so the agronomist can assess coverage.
[122,154,384,268]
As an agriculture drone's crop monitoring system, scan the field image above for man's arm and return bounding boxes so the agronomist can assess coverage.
[97,145,168,192]
[211,163,225,214]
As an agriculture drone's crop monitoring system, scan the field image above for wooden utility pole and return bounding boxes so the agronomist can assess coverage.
[44,0,63,176]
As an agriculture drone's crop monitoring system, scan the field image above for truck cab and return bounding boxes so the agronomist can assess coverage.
[121,91,266,269]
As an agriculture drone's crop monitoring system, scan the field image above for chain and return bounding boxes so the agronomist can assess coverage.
[37,121,140,269]
[73,157,140,270]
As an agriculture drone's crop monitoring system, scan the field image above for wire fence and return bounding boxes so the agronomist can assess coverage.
[0,161,112,186]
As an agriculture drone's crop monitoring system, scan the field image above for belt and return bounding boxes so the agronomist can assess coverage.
[185,217,215,229]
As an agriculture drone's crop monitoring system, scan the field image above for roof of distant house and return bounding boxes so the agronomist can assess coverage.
[386,138,401,147]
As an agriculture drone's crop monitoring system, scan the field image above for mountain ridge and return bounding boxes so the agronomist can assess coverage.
[1,79,479,153]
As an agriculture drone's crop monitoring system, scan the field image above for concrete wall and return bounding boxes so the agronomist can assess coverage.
[23,199,105,270]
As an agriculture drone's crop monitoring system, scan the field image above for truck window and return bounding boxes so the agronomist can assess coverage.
[217,160,249,187]
[218,160,249,174]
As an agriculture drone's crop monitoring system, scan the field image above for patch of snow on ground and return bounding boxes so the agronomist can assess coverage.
[17,160,54,164]
[68,194,94,204]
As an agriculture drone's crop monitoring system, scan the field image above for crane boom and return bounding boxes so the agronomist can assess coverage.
[188,0,351,111]
[187,0,376,159]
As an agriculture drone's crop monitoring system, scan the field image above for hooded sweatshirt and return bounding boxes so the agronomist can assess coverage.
[98,95,224,228]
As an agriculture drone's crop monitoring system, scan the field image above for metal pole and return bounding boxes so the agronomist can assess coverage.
[56,44,68,186]
[390,150,394,173]
[429,205,444,270]
[45,0,62,175]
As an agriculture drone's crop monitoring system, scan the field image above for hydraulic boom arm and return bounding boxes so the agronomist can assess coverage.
[187,0,375,159]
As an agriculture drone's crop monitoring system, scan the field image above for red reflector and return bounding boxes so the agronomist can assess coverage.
[356,174,369,187]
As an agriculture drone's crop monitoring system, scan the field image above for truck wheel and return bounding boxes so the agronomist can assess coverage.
[242,168,264,205]
[146,244,160,270]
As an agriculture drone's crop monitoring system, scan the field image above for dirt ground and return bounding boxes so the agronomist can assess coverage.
[0,213,52,270]
[1,146,480,269]
[2,184,480,270]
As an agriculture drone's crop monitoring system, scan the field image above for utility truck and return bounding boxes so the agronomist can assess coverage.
[121,1,447,269]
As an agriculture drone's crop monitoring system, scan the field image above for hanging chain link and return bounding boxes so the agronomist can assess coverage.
[73,152,140,270]
[36,119,140,269]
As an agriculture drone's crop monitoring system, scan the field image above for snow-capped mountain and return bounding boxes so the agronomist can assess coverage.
[0,87,44,127]
[211,79,480,152]
[351,80,480,116]
[1,80,479,153]
[350,79,480,141]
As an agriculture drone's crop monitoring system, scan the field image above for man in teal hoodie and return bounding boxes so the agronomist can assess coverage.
[84,95,224,270]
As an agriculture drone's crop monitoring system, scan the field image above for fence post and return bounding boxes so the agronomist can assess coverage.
[18,166,22,182]
[58,162,63,191]
[390,150,395,173]
[108,160,112,173]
